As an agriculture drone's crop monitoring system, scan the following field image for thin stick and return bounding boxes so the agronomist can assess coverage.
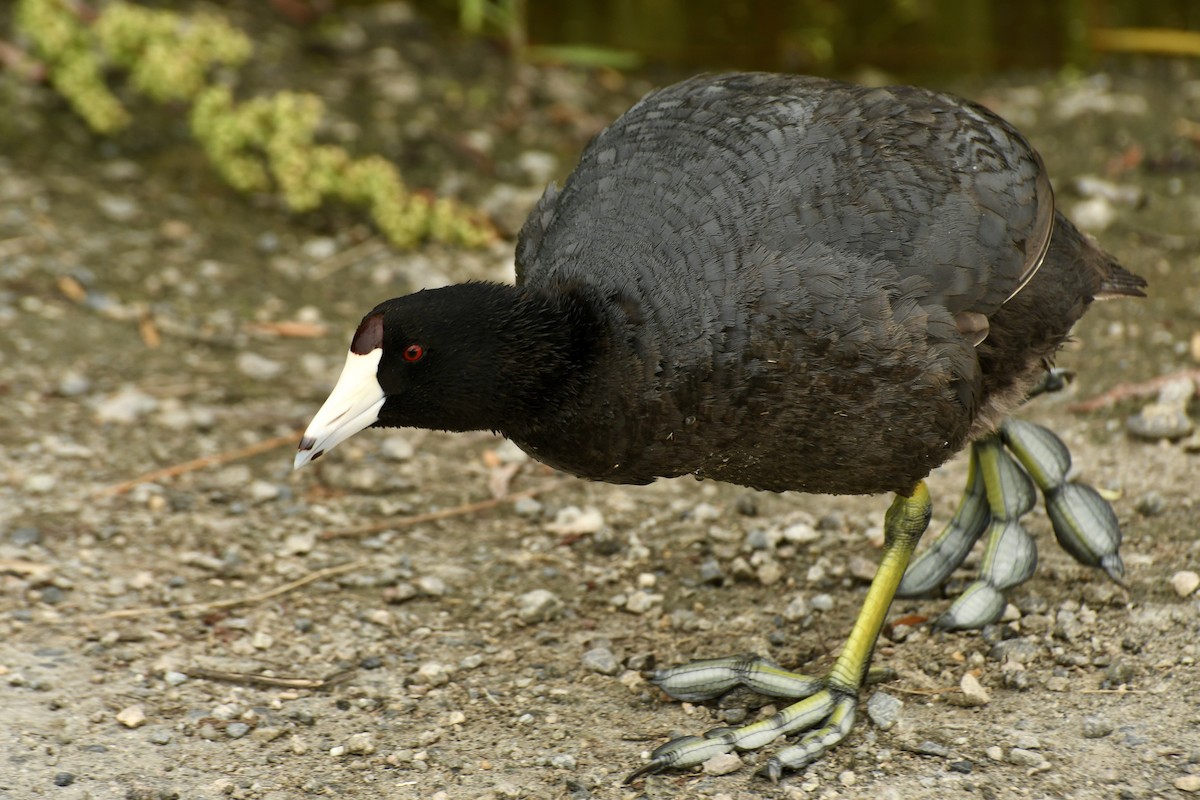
[311,237,387,280]
[83,559,368,621]
[186,667,354,691]
[95,431,301,496]
[884,685,960,697]
[320,478,571,539]
[1067,369,1200,413]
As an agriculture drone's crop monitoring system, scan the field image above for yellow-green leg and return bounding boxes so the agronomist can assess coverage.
[626,483,932,783]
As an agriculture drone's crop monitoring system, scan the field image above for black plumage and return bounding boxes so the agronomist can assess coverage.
[315,73,1140,493]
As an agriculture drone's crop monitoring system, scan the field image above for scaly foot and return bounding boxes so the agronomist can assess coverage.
[898,419,1123,629]
[628,484,932,782]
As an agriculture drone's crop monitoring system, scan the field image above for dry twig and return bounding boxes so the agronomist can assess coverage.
[320,479,571,540]
[95,431,300,496]
[186,666,354,690]
[83,558,367,621]
[1067,369,1200,413]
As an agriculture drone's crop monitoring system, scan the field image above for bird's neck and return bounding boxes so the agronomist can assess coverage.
[448,282,605,434]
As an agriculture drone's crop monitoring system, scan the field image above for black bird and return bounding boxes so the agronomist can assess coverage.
[294,73,1145,781]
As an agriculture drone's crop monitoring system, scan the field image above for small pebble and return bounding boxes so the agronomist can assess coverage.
[1081,715,1114,739]
[810,593,834,612]
[346,732,375,755]
[782,593,811,622]
[226,722,250,739]
[545,506,604,534]
[416,662,451,686]
[97,193,139,222]
[517,589,562,623]
[417,575,448,596]
[955,673,990,707]
[116,705,147,728]
[547,753,576,770]
[211,704,239,720]
[985,745,1004,761]
[1070,196,1116,232]
[282,531,316,556]
[698,559,725,585]
[57,371,92,396]
[756,560,783,586]
[1170,570,1200,598]
[380,436,415,461]
[1008,747,1047,767]
[702,752,742,776]
[744,528,772,550]
[513,497,543,517]
[246,480,281,503]
[53,772,75,787]
[912,740,950,758]
[302,236,338,260]
[848,556,877,582]
[147,729,172,745]
[25,474,57,494]
[163,671,188,686]
[1012,732,1041,750]
[94,385,158,423]
[516,150,558,184]
[948,760,973,774]
[1126,377,1196,440]
[866,691,902,731]
[10,527,41,546]
[581,647,620,676]
[384,583,418,604]
[988,638,1040,664]
[1176,775,1200,793]
[625,590,663,614]
[236,351,285,380]
[838,769,857,786]
[781,522,819,544]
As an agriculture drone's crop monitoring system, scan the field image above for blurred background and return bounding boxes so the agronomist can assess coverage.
[433,0,1200,78]
[2,4,1199,799]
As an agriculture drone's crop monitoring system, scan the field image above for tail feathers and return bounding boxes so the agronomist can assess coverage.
[1097,262,1148,299]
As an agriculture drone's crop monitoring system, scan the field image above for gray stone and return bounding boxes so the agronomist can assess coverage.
[1081,715,1114,739]
[517,589,563,623]
[1008,747,1047,767]
[866,691,902,731]
[581,647,620,676]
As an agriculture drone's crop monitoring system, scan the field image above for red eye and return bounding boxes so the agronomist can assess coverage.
[403,343,424,362]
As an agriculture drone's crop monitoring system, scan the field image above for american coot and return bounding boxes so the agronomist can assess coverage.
[294,73,1145,781]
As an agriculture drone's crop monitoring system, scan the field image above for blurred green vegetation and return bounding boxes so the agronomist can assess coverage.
[431,0,1200,76]
[13,0,494,249]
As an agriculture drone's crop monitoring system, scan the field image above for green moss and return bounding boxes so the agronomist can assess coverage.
[190,87,493,248]
[15,0,494,249]
[94,3,252,103]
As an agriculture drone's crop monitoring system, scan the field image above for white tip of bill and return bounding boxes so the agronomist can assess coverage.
[294,348,385,470]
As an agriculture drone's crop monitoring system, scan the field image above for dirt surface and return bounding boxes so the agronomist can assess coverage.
[2,6,1199,800]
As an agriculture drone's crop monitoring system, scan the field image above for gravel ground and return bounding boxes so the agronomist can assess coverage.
[2,6,1200,800]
